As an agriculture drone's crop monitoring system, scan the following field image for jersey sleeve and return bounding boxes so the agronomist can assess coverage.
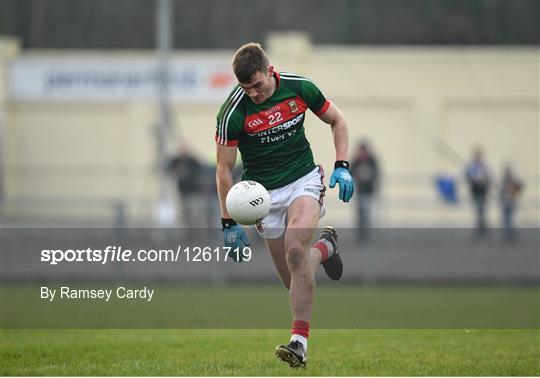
[301,79,331,117]
[215,87,245,147]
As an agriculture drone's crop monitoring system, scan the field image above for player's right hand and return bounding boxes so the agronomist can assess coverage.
[329,161,355,203]
[222,218,251,262]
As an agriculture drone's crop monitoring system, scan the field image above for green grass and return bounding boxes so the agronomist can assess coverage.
[2,285,539,375]
[1,329,539,376]
[2,285,539,328]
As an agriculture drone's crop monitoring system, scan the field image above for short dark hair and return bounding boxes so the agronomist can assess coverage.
[232,42,269,83]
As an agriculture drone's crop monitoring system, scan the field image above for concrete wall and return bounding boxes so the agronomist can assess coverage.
[2,35,539,227]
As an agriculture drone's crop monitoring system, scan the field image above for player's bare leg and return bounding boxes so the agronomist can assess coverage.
[265,238,291,289]
[267,197,342,367]
[265,237,322,290]
[272,196,320,367]
[285,196,320,321]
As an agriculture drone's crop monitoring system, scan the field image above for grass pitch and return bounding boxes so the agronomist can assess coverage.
[1,285,539,375]
[3,285,538,328]
[1,329,539,376]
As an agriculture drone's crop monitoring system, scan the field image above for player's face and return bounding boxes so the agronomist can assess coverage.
[239,67,275,104]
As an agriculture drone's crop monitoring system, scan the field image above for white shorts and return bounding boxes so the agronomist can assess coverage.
[256,165,326,239]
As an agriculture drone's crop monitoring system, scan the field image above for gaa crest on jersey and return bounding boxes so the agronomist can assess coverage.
[288,99,299,113]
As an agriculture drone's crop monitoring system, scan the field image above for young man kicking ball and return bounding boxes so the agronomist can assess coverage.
[215,42,354,367]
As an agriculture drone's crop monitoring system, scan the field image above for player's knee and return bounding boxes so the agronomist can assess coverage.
[285,242,306,271]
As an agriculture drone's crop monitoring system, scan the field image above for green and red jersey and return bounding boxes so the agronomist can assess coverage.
[215,71,331,189]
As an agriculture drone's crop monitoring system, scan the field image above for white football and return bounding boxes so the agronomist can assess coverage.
[226,180,271,225]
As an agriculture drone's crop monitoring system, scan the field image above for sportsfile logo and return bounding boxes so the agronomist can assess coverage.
[249,197,264,206]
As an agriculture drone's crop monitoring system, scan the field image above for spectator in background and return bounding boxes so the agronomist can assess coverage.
[351,140,379,241]
[200,163,221,228]
[499,164,523,242]
[168,145,204,228]
[465,147,491,237]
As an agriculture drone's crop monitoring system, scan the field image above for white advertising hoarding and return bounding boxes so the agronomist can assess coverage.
[8,56,236,102]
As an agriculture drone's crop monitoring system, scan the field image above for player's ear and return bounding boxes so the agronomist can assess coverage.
[268,65,274,77]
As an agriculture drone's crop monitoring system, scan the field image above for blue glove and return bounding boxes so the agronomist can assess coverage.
[222,219,251,262]
[329,164,355,203]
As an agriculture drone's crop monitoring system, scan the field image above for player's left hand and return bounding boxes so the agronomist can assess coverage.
[222,218,251,262]
[329,161,354,202]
